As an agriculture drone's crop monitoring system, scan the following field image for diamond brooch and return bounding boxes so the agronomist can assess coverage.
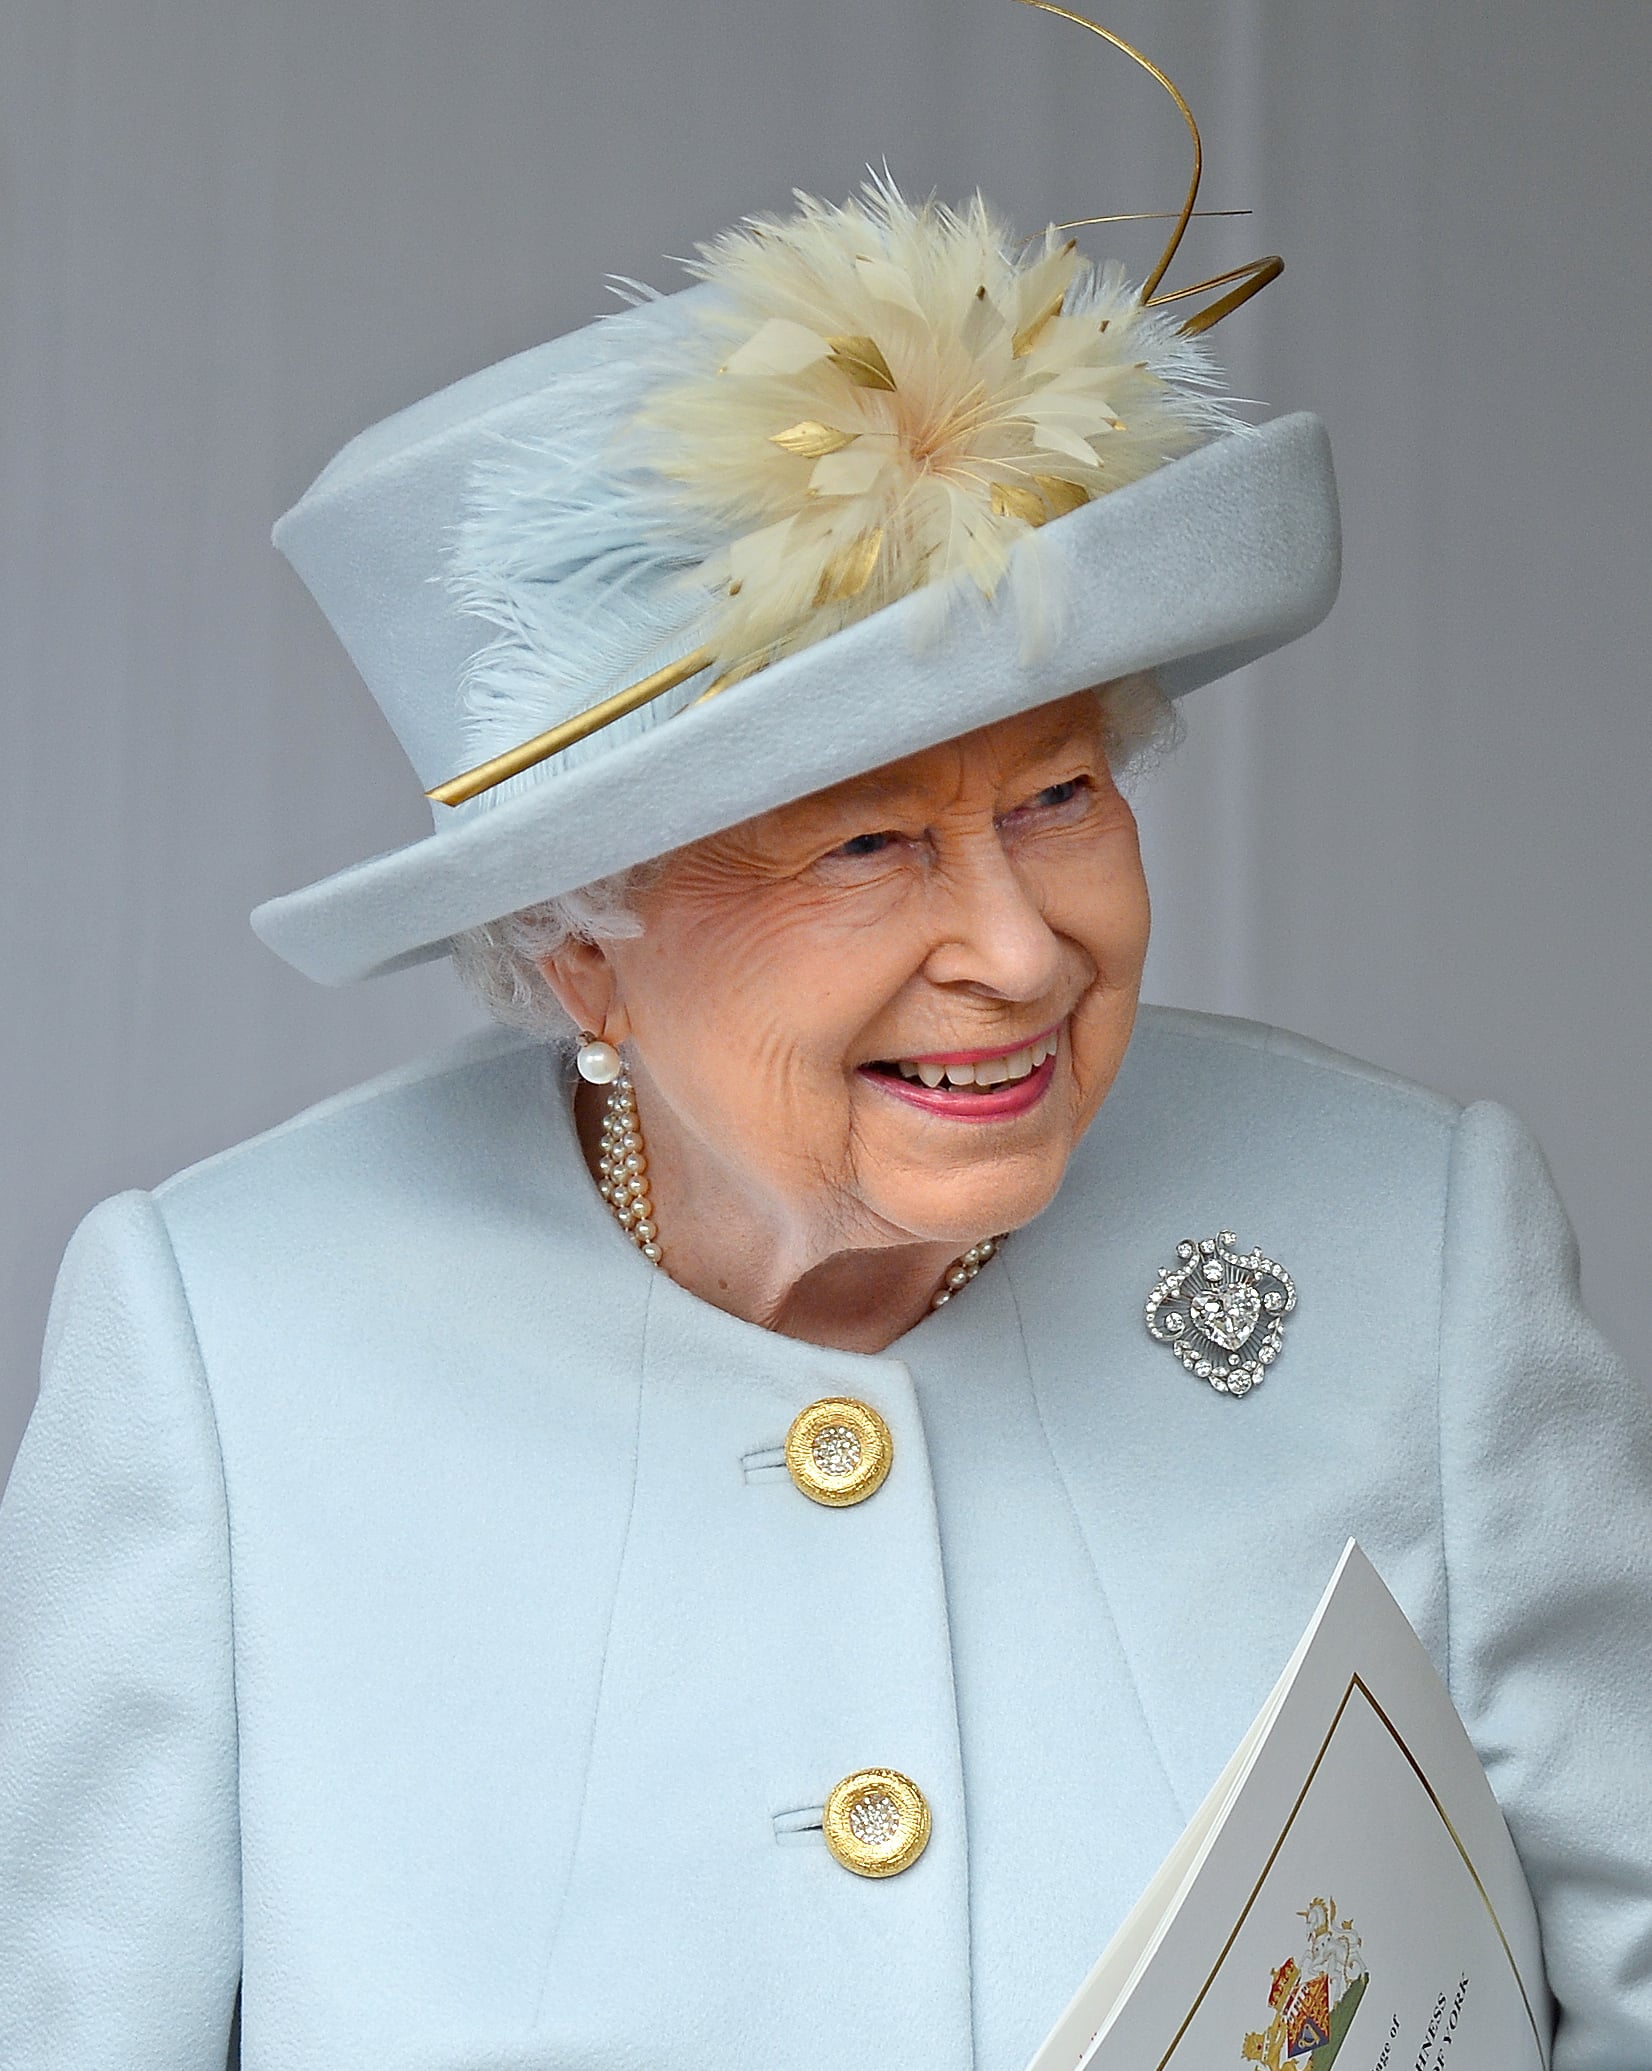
[1144,1231,1296,1397]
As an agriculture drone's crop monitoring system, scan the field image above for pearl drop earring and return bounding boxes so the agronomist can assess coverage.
[575,1032,624,1085]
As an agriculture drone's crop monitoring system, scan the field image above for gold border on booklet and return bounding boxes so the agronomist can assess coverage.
[1149,1676,1547,2071]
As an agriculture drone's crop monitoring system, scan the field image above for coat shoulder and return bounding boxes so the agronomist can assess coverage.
[150,1025,555,1261]
[1125,1003,1461,1125]
[1048,1005,1465,1274]
[1097,1004,1463,1181]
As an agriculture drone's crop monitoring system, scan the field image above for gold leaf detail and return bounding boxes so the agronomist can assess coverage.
[826,334,897,391]
[990,481,1049,528]
[814,527,886,605]
[1012,290,1067,358]
[770,419,855,458]
[1032,474,1093,519]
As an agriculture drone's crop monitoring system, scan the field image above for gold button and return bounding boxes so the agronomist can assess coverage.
[824,1768,931,1878]
[784,1397,893,1507]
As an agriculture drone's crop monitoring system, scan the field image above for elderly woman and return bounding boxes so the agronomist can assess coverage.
[3,51,1651,2071]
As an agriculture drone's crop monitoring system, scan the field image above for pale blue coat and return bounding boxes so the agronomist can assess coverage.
[2,1007,1650,2071]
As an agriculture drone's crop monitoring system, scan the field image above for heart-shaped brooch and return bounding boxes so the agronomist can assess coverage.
[1144,1232,1296,1396]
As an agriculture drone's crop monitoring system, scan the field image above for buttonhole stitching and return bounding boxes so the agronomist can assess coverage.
[772,1805,826,1845]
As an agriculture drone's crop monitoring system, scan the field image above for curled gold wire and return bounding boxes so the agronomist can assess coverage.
[1014,0,1200,303]
[1014,0,1283,335]
[1154,254,1284,336]
[1049,208,1249,231]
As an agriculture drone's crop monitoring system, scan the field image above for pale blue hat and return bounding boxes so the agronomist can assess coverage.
[255,248,1340,986]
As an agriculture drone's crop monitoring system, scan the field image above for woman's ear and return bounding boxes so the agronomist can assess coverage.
[536,936,631,1044]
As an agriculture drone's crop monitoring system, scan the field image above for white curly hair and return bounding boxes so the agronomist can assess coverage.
[450,672,1180,1037]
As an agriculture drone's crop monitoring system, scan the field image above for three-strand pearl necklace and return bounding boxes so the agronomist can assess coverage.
[595,1067,1003,1312]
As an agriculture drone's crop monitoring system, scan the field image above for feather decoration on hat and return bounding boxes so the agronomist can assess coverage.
[445,179,1242,805]
[446,295,729,792]
[432,2,1284,809]
[644,173,1241,684]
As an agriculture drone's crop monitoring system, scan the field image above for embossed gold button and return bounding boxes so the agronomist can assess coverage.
[823,1768,931,1878]
[784,1397,893,1507]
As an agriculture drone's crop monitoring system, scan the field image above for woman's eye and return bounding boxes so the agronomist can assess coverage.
[1001,776,1090,823]
[994,775,1093,836]
[833,831,896,859]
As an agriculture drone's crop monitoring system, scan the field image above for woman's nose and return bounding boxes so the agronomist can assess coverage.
[919,835,1065,1001]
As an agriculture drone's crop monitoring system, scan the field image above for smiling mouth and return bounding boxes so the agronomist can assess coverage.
[862,1027,1061,1093]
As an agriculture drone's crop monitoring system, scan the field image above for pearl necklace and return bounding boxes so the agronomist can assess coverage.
[596,1070,1004,1311]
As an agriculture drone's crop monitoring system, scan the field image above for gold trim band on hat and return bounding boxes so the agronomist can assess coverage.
[427,645,713,806]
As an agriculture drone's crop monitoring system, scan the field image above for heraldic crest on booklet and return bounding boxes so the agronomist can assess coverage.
[1241,1895,1369,2067]
[1026,1544,1550,2071]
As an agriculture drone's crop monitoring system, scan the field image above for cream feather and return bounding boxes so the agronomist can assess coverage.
[642,174,1240,679]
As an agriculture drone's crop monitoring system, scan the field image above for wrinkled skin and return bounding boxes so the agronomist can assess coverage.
[540,689,1151,1352]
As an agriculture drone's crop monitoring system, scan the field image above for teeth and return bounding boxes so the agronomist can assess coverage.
[886,1028,1062,1089]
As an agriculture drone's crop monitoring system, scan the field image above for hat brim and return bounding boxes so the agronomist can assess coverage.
[253,411,1338,985]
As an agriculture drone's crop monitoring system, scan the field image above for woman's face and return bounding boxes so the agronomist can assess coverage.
[559,689,1151,1255]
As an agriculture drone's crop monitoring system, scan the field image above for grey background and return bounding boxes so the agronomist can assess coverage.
[3,0,1648,1479]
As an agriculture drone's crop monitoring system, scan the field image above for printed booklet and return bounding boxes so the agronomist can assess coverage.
[1026,1543,1550,2071]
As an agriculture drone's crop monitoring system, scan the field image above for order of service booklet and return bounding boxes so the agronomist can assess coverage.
[1026,1542,1552,2071]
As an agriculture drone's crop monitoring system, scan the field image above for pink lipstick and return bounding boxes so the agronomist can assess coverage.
[857,1023,1062,1123]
